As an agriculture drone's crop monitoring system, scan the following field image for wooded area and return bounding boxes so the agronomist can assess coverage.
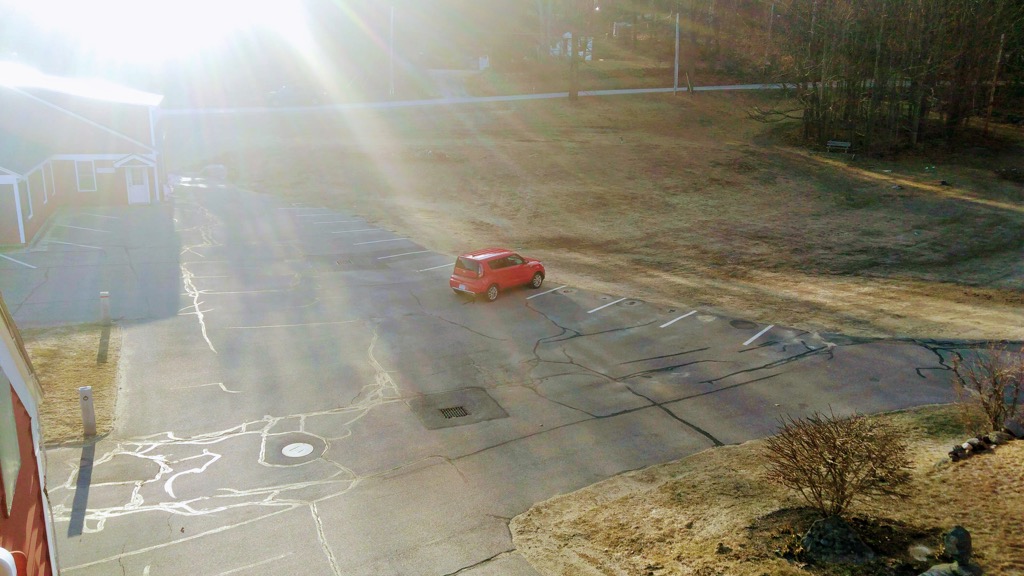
[455,0,1024,150]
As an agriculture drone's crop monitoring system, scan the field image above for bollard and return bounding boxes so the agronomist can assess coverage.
[99,291,110,325]
[79,386,96,437]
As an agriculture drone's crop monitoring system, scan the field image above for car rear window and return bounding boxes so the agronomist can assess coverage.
[455,257,481,274]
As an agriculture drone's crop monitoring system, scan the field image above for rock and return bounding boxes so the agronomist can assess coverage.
[964,438,987,452]
[919,561,980,576]
[909,544,934,562]
[800,516,875,565]
[1003,418,1024,439]
[948,445,967,462]
[984,431,1013,445]
[944,526,971,564]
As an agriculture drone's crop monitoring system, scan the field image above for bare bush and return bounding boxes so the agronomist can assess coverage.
[951,343,1024,434]
[763,409,912,518]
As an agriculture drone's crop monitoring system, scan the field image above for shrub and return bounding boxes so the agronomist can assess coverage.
[763,409,912,518]
[951,343,1024,434]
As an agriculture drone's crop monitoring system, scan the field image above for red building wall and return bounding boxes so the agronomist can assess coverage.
[0,384,52,576]
[19,168,59,246]
[52,159,130,207]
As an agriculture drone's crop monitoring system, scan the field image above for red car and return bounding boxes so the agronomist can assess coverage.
[449,248,545,301]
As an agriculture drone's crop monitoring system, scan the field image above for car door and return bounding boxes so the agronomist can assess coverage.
[487,257,510,287]
[505,254,529,285]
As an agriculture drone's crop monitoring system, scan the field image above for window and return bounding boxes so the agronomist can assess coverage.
[76,160,97,192]
[0,379,21,517]
[507,255,524,266]
[455,258,481,275]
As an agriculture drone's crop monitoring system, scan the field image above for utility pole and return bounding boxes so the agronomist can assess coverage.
[389,5,395,98]
[673,12,680,93]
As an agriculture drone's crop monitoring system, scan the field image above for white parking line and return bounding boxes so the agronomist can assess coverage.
[57,224,110,233]
[660,310,697,328]
[743,324,775,346]
[224,320,359,329]
[526,285,567,300]
[587,297,627,314]
[0,254,36,269]
[49,240,103,250]
[418,263,451,272]
[330,228,381,234]
[80,213,120,220]
[354,238,409,245]
[377,250,430,260]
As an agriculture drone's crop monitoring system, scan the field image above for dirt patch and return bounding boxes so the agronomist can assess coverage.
[21,323,121,445]
[166,93,1024,340]
[510,405,1024,575]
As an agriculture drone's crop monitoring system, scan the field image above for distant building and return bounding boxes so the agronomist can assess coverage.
[0,292,57,575]
[0,63,164,246]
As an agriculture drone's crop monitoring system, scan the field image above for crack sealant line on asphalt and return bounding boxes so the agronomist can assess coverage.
[311,502,342,576]
[625,383,725,447]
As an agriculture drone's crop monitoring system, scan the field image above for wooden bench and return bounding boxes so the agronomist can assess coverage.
[826,140,853,153]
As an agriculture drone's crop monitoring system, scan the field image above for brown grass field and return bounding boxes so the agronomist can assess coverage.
[168,92,1024,341]
[510,405,1024,576]
[22,323,120,445]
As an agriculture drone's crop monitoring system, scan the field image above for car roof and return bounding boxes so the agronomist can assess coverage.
[459,248,515,261]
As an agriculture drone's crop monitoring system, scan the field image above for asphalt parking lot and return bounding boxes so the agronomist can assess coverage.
[0,186,958,575]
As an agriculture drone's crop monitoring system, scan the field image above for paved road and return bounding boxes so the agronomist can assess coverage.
[1,186,958,575]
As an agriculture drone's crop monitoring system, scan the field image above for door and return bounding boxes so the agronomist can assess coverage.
[506,254,530,284]
[126,167,150,204]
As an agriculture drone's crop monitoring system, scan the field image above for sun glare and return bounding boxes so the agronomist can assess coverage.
[10,0,310,64]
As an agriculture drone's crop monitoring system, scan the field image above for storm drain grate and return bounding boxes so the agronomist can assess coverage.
[440,406,470,419]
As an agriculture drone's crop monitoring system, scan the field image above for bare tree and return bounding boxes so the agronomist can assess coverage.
[952,343,1024,435]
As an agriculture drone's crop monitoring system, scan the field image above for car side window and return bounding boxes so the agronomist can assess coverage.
[489,257,508,270]
[507,255,524,266]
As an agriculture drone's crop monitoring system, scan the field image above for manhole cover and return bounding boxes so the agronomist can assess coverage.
[282,443,314,458]
[263,432,326,466]
[440,406,469,419]
[598,295,611,300]
[730,319,759,330]
[623,300,641,306]
[559,288,577,294]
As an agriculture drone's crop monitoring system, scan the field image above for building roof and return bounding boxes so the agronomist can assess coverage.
[0,85,155,173]
[0,63,162,174]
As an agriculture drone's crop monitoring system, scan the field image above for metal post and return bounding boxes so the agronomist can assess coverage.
[99,291,110,325]
[79,386,96,437]
[674,12,680,94]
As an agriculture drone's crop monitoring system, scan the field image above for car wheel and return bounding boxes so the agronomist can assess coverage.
[530,272,544,289]
[486,284,499,302]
